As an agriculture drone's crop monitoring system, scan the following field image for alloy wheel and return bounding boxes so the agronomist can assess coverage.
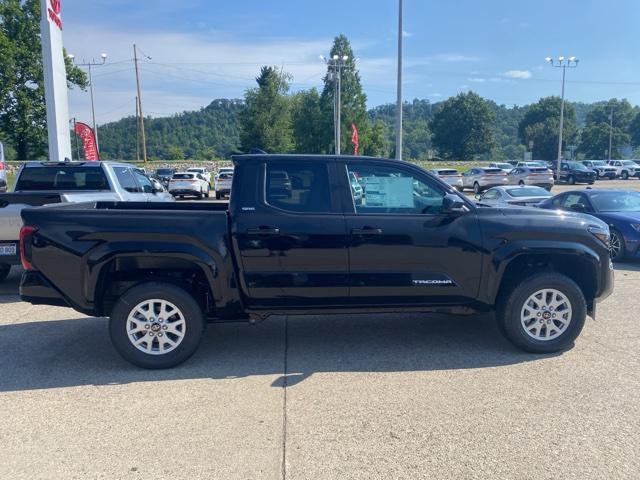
[520,289,572,341]
[609,231,623,260]
[126,299,186,355]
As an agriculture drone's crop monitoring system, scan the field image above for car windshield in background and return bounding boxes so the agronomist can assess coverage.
[529,167,549,173]
[590,161,607,166]
[218,173,233,179]
[566,162,589,171]
[483,168,503,174]
[621,161,638,166]
[172,173,195,180]
[156,169,173,175]
[437,169,458,175]
[15,166,109,191]
[590,191,640,212]
[495,163,512,169]
[506,187,552,197]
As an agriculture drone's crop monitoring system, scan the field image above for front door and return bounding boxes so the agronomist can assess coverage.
[341,161,483,306]
[232,159,349,308]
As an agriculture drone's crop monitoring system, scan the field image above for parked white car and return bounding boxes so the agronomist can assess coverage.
[461,167,509,193]
[476,185,553,208]
[507,166,554,190]
[186,167,212,184]
[607,160,640,180]
[169,172,211,199]
[214,167,234,199]
[428,168,463,190]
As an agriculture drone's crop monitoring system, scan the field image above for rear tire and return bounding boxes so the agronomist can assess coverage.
[109,282,206,369]
[215,192,221,200]
[518,180,525,186]
[622,171,629,180]
[568,175,576,185]
[0,264,11,283]
[497,272,586,353]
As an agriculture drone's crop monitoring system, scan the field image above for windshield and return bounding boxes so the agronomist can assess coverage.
[566,162,589,171]
[494,163,512,169]
[590,191,640,212]
[436,169,458,175]
[506,187,552,198]
[590,161,607,166]
[156,169,173,175]
[187,168,204,173]
[16,166,110,191]
[482,168,503,174]
[622,161,638,166]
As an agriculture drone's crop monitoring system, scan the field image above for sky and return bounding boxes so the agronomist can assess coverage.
[59,0,640,125]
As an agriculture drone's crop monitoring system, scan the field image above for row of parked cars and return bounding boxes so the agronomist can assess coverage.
[429,159,640,194]
[152,166,234,200]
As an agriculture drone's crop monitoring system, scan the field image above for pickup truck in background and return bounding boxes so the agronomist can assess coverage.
[19,154,614,368]
[0,161,172,282]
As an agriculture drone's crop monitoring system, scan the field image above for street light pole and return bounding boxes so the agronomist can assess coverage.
[395,0,403,160]
[320,54,349,155]
[608,105,614,161]
[69,53,108,154]
[547,56,578,173]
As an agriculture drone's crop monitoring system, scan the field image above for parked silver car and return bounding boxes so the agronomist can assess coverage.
[507,166,554,190]
[461,167,508,193]
[581,160,617,179]
[476,185,552,207]
[428,168,463,190]
[488,162,514,174]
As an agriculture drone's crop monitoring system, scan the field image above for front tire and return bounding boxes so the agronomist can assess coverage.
[518,180,525,186]
[0,264,11,283]
[109,282,206,369]
[473,182,481,194]
[497,273,586,353]
[621,171,629,180]
[609,229,625,262]
[568,175,576,185]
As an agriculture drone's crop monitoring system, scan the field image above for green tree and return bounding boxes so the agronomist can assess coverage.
[166,145,184,160]
[291,88,324,153]
[0,0,87,159]
[630,112,640,148]
[240,66,293,153]
[578,123,630,159]
[430,91,495,160]
[518,97,577,161]
[320,34,369,154]
[366,120,391,157]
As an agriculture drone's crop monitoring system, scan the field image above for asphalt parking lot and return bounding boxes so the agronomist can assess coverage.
[1,179,639,479]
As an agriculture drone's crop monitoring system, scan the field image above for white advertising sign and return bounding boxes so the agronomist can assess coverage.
[40,0,71,161]
[362,176,414,208]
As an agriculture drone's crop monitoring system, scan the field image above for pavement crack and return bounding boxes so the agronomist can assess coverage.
[280,315,289,480]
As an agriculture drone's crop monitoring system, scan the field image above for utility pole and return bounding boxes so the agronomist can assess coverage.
[608,104,614,161]
[395,0,404,160]
[320,54,349,155]
[69,52,108,153]
[135,96,140,162]
[546,56,579,173]
[133,44,148,163]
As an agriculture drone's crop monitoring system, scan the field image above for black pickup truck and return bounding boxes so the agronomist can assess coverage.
[19,154,614,368]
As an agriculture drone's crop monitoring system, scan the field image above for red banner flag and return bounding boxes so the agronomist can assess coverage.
[74,122,99,160]
[351,123,359,155]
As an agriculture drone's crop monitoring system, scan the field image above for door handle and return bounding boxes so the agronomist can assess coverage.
[246,226,280,235]
[351,227,383,235]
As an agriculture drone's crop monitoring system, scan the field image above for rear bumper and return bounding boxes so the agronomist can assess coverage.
[169,189,200,196]
[20,270,69,307]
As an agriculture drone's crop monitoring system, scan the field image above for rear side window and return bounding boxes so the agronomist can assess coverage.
[265,162,332,213]
[113,167,140,193]
[172,173,195,180]
[16,166,109,191]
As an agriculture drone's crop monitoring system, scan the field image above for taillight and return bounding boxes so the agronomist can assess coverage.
[0,162,5,170]
[19,225,37,270]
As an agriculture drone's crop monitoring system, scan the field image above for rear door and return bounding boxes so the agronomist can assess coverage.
[232,158,349,308]
[340,160,483,306]
[112,166,148,201]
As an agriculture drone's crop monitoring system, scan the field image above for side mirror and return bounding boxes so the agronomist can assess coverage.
[442,193,466,214]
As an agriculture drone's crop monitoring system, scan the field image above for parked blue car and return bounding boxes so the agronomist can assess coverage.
[538,189,640,261]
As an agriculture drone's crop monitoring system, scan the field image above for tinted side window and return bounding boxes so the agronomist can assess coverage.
[265,162,332,213]
[114,167,140,193]
[133,169,154,193]
[346,163,445,215]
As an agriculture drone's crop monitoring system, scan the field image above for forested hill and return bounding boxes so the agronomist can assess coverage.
[97,97,597,161]
[97,99,245,161]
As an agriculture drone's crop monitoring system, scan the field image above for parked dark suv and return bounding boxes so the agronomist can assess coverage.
[552,161,596,185]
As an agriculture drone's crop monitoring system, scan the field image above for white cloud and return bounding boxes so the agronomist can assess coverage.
[503,70,532,79]
[468,77,487,83]
[402,30,412,37]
